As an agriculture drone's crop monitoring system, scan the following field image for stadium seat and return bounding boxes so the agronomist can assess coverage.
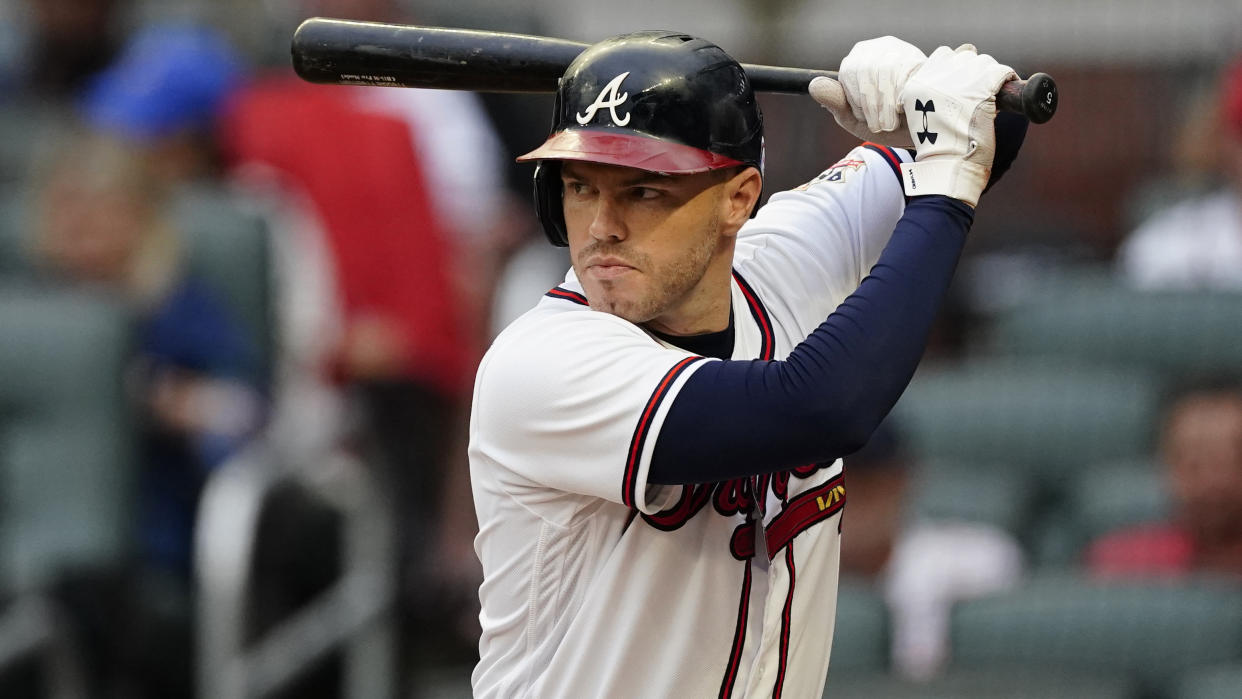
[891,358,1161,483]
[0,100,72,188]
[1173,663,1242,699]
[989,284,1242,382]
[0,189,33,277]
[170,184,274,383]
[0,287,136,588]
[829,576,890,672]
[905,459,1038,535]
[824,666,1137,699]
[949,573,1242,693]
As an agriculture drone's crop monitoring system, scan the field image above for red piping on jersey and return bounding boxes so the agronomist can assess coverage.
[772,542,797,699]
[764,475,846,559]
[731,270,774,360]
[643,483,713,531]
[717,562,752,699]
[622,356,704,507]
[545,286,588,305]
[862,142,906,186]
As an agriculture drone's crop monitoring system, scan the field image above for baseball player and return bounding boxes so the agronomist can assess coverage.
[470,32,1024,698]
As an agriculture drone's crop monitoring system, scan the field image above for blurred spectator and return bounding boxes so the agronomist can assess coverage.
[841,421,1025,680]
[32,129,262,578]
[1087,379,1242,579]
[79,21,245,184]
[1116,56,1242,289]
[67,20,263,574]
[28,127,262,697]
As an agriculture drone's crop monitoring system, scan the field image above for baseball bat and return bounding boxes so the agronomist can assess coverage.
[291,18,1058,124]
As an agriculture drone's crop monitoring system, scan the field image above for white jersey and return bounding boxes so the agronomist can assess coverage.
[470,144,910,699]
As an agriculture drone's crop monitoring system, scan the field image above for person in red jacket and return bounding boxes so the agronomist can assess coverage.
[1087,380,1242,578]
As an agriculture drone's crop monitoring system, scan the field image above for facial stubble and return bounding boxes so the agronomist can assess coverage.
[581,207,723,326]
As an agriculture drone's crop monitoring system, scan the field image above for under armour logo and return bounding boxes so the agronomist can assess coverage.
[915,99,937,145]
[576,72,632,126]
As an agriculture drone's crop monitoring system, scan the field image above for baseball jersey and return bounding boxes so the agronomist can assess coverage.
[470,143,910,699]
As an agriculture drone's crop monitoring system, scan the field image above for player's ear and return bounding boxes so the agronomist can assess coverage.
[720,166,762,235]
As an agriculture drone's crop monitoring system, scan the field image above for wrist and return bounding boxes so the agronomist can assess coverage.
[900,158,988,207]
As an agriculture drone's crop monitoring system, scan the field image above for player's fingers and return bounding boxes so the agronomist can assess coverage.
[862,86,884,132]
[872,74,895,132]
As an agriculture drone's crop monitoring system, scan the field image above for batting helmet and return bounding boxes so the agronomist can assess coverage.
[518,30,765,246]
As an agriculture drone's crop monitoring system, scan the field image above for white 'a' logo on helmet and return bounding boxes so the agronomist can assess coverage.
[576,72,632,126]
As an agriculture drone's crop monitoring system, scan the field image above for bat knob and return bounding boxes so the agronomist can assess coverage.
[1020,72,1058,124]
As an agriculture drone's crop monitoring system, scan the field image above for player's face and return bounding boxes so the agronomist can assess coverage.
[561,161,755,334]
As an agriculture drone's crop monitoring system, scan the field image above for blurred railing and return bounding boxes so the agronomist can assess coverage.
[195,442,397,699]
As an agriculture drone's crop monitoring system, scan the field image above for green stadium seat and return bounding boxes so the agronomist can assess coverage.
[824,666,1137,699]
[0,100,73,188]
[0,287,136,589]
[830,576,890,672]
[1173,662,1242,699]
[905,460,1038,535]
[171,184,274,382]
[1025,498,1087,569]
[0,188,33,277]
[989,285,1242,382]
[949,573,1242,693]
[891,358,1161,483]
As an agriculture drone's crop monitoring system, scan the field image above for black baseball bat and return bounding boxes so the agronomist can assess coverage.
[291,18,1058,124]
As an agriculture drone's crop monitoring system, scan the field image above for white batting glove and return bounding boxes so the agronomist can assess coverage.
[899,44,1018,207]
[809,36,925,147]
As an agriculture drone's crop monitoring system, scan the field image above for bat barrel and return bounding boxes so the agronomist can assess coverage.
[292,17,582,92]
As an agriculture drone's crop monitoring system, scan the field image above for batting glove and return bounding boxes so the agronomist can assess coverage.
[809,36,925,147]
[899,44,1018,207]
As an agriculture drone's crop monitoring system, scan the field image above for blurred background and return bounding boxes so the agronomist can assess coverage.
[0,0,1240,697]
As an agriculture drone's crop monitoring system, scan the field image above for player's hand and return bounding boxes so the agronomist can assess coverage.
[899,44,1017,207]
[809,36,925,147]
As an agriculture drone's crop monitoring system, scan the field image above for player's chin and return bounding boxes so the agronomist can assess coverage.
[585,287,656,324]
[583,275,630,303]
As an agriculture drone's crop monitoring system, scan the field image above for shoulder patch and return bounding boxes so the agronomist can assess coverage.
[792,156,867,191]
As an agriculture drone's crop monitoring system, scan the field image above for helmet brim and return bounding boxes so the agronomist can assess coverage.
[516,129,745,174]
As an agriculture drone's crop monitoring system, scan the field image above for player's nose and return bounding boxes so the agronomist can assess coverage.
[587,194,628,242]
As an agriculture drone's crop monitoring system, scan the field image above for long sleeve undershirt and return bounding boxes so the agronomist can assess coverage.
[648,194,973,485]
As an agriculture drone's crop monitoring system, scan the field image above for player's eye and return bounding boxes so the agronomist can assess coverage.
[564,181,594,197]
[631,187,662,200]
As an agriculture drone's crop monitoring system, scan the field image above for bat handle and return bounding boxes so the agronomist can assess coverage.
[997,73,1058,124]
[746,64,1058,123]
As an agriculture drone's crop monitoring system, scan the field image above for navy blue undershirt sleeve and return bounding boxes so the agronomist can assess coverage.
[648,195,973,485]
